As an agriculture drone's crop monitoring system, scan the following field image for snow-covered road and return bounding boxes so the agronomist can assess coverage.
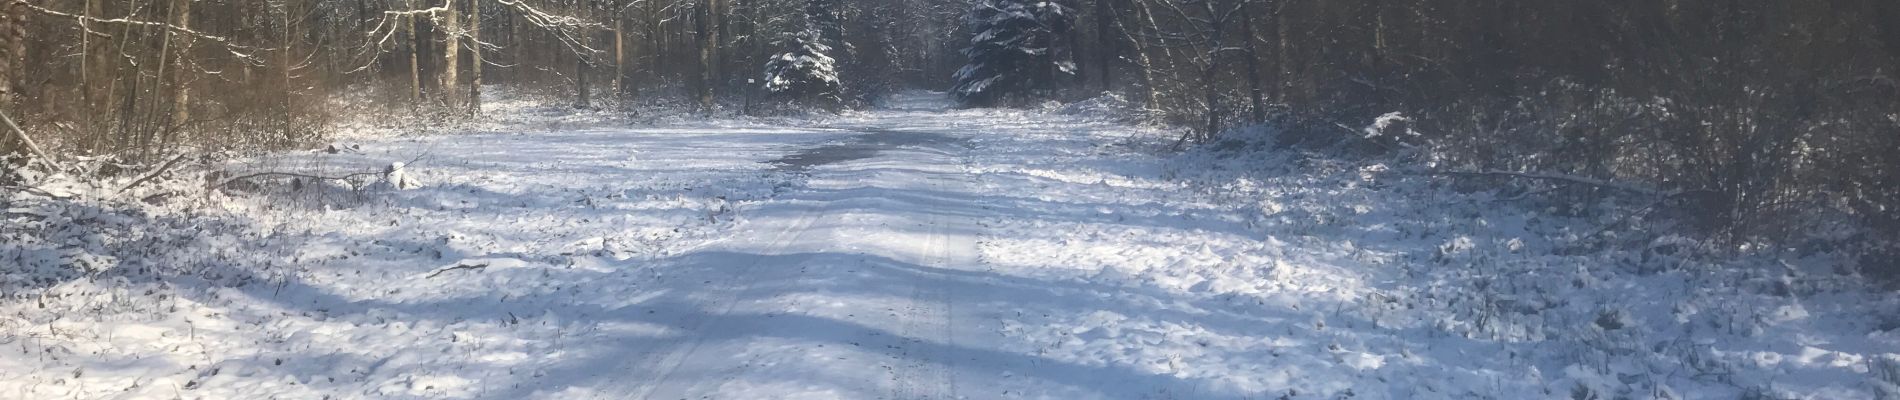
[4,92,1192,399]
[582,108,991,399]
[8,92,1897,399]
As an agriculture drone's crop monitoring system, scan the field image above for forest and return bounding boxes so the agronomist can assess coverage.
[1,1,1898,397]
[2,0,1894,276]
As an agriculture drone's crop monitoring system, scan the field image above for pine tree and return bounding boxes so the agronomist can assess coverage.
[805,0,846,58]
[951,0,1076,107]
[762,0,845,107]
[762,34,842,103]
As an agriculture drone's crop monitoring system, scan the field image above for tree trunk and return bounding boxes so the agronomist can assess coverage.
[110,13,138,151]
[1132,0,1177,109]
[695,0,725,112]
[576,33,591,109]
[1062,16,1083,94]
[0,0,20,105]
[79,0,94,113]
[0,0,24,161]
[576,56,591,108]
[1201,3,1227,139]
[407,1,424,103]
[441,0,461,108]
[1093,0,1116,93]
[1277,1,1296,102]
[148,3,177,159]
[468,0,483,116]
[171,0,193,129]
[282,3,297,141]
[628,2,654,99]
[1240,0,1265,123]
[1110,0,1158,108]
[78,0,105,152]
[615,7,628,102]
[1368,0,1388,107]
[1271,0,1287,102]
[648,17,664,88]
[743,0,770,114]
[713,0,730,82]
[512,7,527,83]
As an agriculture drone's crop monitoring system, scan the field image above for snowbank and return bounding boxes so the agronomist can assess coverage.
[1,107,833,398]
[966,112,1900,399]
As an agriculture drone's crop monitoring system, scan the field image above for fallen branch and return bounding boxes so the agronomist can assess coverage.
[213,153,428,192]
[1331,122,1407,151]
[0,109,57,171]
[426,263,488,278]
[1429,170,1691,197]
[116,154,192,193]
[213,170,383,190]
[1,184,67,200]
[1490,186,1565,203]
[1431,169,1718,250]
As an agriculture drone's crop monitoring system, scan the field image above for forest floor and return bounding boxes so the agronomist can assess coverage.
[3,91,1898,399]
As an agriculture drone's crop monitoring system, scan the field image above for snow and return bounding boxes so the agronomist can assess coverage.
[1363,111,1420,139]
[3,90,1897,399]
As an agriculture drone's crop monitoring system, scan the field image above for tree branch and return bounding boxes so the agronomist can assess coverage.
[214,170,383,190]
[116,154,192,193]
[23,3,262,62]
[0,109,57,171]
[1430,170,1698,197]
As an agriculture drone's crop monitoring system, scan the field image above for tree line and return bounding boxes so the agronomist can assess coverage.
[0,0,961,167]
[1,0,1896,276]
[951,0,1900,277]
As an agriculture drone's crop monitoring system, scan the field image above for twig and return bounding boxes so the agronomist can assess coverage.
[22,3,261,62]
[0,109,57,171]
[1569,198,1667,248]
[1,184,67,200]
[426,263,488,278]
[1491,186,1565,203]
[213,171,382,190]
[1429,170,1693,197]
[116,154,192,193]
[1429,169,1719,250]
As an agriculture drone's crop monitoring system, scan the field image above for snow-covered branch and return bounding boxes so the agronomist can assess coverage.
[495,0,604,55]
[23,3,261,62]
[1431,170,1697,197]
[355,0,602,73]
[0,110,55,171]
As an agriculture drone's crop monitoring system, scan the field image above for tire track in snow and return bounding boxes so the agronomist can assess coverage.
[617,199,833,400]
[885,200,952,399]
[881,166,975,400]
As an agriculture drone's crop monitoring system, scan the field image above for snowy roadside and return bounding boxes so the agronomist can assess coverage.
[0,102,840,398]
[323,86,847,142]
[965,99,1900,399]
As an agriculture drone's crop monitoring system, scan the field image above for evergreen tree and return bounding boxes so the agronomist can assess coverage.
[762,0,845,107]
[950,0,1076,107]
[805,0,847,58]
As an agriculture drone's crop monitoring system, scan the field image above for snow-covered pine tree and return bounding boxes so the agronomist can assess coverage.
[762,0,845,108]
[804,0,847,58]
[951,0,1077,107]
[762,34,842,101]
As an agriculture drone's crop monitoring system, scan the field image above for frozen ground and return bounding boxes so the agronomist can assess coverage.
[3,91,1898,399]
